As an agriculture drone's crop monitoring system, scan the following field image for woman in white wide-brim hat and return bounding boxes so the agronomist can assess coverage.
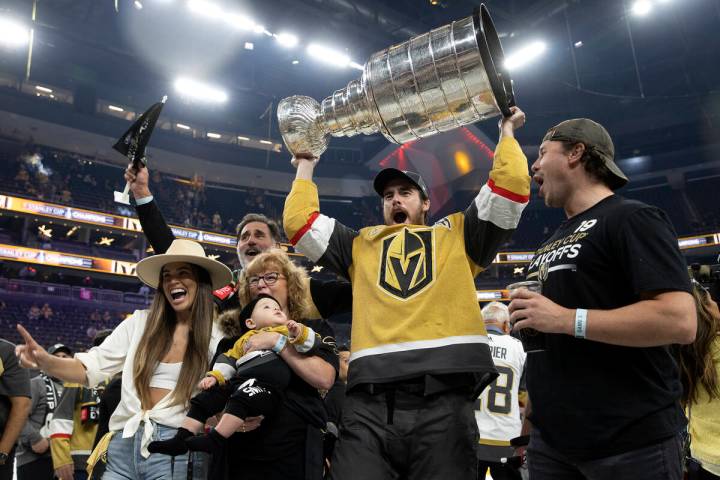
[16,239,232,479]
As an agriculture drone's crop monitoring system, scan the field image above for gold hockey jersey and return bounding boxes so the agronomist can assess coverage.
[284,136,530,391]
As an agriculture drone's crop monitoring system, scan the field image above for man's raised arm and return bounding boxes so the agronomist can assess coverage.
[463,107,531,271]
[283,157,356,281]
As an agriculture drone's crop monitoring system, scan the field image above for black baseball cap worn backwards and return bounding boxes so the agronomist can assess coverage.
[542,118,628,190]
[373,168,429,200]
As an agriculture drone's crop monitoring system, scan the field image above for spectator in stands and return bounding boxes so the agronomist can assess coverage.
[16,239,232,480]
[82,174,96,188]
[16,344,72,480]
[85,326,97,342]
[197,211,209,230]
[0,338,32,480]
[254,191,265,211]
[476,302,526,480]
[509,118,696,479]
[676,281,720,479]
[36,172,49,198]
[41,304,53,321]
[27,304,41,321]
[14,167,29,184]
[60,188,72,204]
[19,267,37,280]
[212,211,222,231]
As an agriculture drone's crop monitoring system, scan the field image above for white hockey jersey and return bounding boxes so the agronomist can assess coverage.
[475,331,527,445]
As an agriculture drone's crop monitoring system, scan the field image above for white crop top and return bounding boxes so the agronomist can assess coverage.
[149,362,182,390]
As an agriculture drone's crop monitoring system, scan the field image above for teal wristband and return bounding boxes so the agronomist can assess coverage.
[575,309,588,339]
[272,335,288,354]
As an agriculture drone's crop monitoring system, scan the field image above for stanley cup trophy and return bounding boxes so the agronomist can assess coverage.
[278,4,515,158]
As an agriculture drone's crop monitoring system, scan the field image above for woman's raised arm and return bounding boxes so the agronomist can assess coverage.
[16,324,88,384]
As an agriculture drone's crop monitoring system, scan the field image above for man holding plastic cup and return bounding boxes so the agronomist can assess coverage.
[508,118,696,480]
[506,280,545,353]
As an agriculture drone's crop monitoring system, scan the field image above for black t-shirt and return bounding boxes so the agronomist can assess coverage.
[211,321,338,479]
[0,339,31,431]
[524,195,691,460]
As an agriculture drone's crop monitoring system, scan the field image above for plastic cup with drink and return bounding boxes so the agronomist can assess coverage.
[507,280,546,353]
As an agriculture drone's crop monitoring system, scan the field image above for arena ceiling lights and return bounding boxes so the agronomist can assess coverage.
[306,44,363,70]
[182,0,363,70]
[306,43,350,68]
[275,32,299,49]
[631,0,653,16]
[0,17,30,47]
[631,0,675,17]
[504,41,547,71]
[186,0,223,19]
[173,77,228,103]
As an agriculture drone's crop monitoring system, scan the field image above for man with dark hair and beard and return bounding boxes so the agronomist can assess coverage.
[509,118,696,479]
[284,107,530,480]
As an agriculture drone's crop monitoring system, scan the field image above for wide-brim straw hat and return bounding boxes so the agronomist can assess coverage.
[136,239,232,290]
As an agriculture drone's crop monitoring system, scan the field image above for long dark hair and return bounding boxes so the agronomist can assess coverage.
[133,264,216,408]
[677,283,720,406]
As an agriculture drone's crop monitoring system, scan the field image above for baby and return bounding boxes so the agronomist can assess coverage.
[148,294,318,455]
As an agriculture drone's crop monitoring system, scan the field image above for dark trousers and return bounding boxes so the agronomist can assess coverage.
[527,429,684,480]
[329,388,478,480]
[213,404,314,480]
[17,456,54,480]
[187,377,281,423]
[74,469,88,480]
[477,443,522,480]
[0,447,14,480]
[687,461,720,480]
[478,460,522,480]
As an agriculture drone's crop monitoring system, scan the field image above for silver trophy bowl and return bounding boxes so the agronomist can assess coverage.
[278,4,514,158]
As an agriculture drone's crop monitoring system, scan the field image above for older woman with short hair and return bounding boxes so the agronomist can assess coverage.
[214,248,338,480]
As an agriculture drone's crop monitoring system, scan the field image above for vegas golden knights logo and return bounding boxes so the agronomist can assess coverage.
[538,261,549,282]
[379,228,434,300]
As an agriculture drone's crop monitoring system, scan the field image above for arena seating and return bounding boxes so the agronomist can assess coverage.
[0,137,382,236]
[0,281,134,351]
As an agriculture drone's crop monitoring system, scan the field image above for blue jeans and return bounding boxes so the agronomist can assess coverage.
[103,424,208,480]
[527,429,684,480]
